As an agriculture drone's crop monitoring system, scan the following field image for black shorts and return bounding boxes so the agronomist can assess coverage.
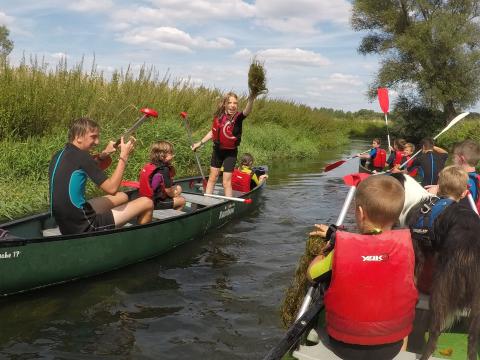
[86,210,115,233]
[210,146,238,172]
[329,336,402,360]
[154,198,174,210]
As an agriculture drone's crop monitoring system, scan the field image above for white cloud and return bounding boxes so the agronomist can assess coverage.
[255,0,351,33]
[329,73,362,86]
[68,0,114,12]
[233,48,253,59]
[111,0,254,28]
[118,26,235,52]
[0,11,15,26]
[257,48,330,67]
[50,52,70,60]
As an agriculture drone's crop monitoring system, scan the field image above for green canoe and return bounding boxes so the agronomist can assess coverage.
[0,175,265,296]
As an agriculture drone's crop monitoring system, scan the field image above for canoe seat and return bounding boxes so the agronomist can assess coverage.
[293,327,443,360]
[152,209,185,220]
[43,227,61,237]
[183,193,225,206]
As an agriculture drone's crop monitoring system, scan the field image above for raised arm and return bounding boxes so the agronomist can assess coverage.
[242,95,256,116]
[100,137,134,194]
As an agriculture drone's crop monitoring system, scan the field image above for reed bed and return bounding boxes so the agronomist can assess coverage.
[0,57,358,220]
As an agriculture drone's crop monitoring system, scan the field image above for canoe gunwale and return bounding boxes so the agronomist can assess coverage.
[0,176,265,247]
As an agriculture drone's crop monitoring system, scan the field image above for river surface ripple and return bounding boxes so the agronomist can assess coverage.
[0,140,369,360]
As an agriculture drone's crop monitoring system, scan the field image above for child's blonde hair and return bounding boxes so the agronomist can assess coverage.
[240,153,254,167]
[150,141,174,165]
[453,139,480,167]
[355,175,405,228]
[215,92,238,118]
[438,165,468,200]
[405,143,415,152]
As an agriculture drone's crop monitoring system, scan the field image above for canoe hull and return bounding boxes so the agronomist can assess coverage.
[0,177,264,296]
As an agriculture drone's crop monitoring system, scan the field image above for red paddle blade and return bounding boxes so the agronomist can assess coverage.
[140,108,158,118]
[343,173,370,187]
[377,88,389,114]
[324,160,346,172]
[244,198,253,204]
[180,111,188,119]
[121,180,140,188]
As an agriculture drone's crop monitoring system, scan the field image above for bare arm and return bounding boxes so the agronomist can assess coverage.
[99,137,134,194]
[242,95,255,116]
[192,130,213,151]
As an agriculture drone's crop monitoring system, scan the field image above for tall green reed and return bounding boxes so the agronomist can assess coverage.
[0,58,357,220]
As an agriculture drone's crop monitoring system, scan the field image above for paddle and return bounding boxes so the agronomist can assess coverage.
[324,149,371,172]
[262,172,370,360]
[180,112,208,190]
[204,193,253,204]
[95,108,159,170]
[397,112,470,170]
[378,87,391,152]
[114,108,158,147]
[467,191,479,215]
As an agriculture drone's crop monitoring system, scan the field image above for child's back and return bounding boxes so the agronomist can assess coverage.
[308,175,417,360]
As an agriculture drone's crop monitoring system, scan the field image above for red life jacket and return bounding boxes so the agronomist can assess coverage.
[393,150,403,166]
[212,112,240,150]
[324,229,417,345]
[138,163,175,200]
[372,148,387,169]
[232,168,253,192]
[406,155,418,177]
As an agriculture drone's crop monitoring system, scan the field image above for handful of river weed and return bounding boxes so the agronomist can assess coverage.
[248,59,268,98]
[281,235,330,328]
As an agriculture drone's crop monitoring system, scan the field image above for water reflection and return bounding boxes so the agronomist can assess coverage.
[0,139,370,359]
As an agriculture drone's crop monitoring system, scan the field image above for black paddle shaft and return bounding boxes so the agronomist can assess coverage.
[263,286,325,360]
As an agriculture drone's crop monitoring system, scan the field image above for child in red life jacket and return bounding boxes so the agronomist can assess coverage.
[404,142,418,177]
[307,175,417,360]
[357,138,387,172]
[191,92,257,197]
[387,138,407,169]
[452,140,480,212]
[232,153,268,192]
[138,141,186,210]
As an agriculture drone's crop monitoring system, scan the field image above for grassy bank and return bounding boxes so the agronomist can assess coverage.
[0,58,357,220]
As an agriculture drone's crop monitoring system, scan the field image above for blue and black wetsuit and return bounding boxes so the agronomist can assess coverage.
[412,151,448,187]
[48,143,114,235]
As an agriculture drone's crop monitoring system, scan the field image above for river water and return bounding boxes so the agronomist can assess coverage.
[0,140,368,360]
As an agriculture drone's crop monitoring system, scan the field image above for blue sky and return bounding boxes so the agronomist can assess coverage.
[1,0,404,112]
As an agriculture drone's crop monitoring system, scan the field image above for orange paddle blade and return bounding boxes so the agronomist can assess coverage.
[343,173,370,187]
[324,160,346,172]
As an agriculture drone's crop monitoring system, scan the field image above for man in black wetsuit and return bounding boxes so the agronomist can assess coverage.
[412,137,448,187]
[49,118,153,235]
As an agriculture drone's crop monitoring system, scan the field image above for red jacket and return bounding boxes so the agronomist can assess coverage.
[372,148,387,168]
[138,163,175,201]
[232,168,253,192]
[324,229,417,345]
[212,112,240,149]
[393,150,403,166]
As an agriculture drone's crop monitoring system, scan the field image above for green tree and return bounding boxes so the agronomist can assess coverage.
[352,0,480,122]
[0,25,14,59]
